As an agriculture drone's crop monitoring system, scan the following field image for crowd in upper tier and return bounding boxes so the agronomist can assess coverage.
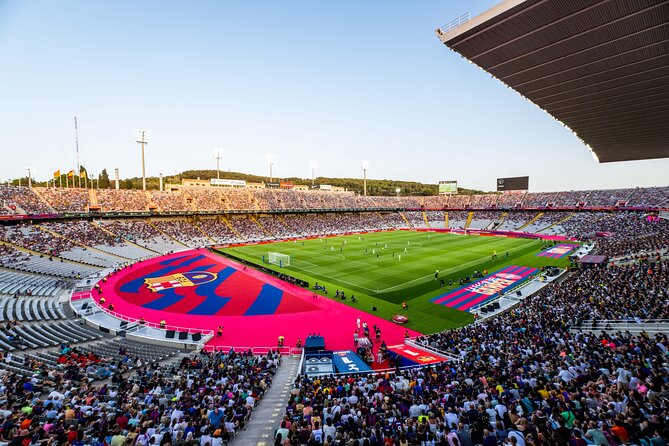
[276,256,669,446]
[0,185,668,215]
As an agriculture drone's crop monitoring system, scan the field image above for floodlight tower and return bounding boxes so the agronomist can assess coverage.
[361,161,369,196]
[25,168,33,188]
[267,155,274,183]
[310,160,317,186]
[214,148,223,179]
[136,129,150,191]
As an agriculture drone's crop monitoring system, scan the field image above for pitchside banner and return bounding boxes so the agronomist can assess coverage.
[386,344,446,366]
[536,243,579,258]
[332,351,372,374]
[431,265,538,311]
[497,176,529,191]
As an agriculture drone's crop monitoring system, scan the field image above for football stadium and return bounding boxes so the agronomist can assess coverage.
[1,1,668,445]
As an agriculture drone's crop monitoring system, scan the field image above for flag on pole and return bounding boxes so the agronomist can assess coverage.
[67,170,74,178]
[53,170,60,178]
[80,169,87,179]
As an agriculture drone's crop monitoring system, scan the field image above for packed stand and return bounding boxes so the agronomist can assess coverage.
[227,217,266,241]
[153,220,210,247]
[189,189,226,211]
[37,188,90,212]
[0,186,52,215]
[523,192,559,207]
[195,218,242,244]
[149,191,191,212]
[0,348,280,446]
[97,190,149,212]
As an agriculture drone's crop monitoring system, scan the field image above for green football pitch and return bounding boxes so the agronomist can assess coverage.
[217,231,572,334]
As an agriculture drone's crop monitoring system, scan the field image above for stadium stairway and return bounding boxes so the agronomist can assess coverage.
[464,211,474,229]
[421,211,431,228]
[251,215,272,238]
[93,221,161,255]
[222,217,243,239]
[399,211,411,227]
[278,215,296,233]
[192,221,218,244]
[88,188,98,207]
[444,212,449,228]
[537,211,576,233]
[31,188,56,213]
[516,212,544,231]
[230,355,300,446]
[146,220,190,248]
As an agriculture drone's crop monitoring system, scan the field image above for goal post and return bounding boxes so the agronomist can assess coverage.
[268,252,291,267]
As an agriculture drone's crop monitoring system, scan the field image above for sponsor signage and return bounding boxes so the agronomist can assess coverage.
[386,344,446,365]
[211,178,246,187]
[279,182,294,189]
[536,243,579,258]
[332,350,372,373]
[431,265,538,311]
[319,184,332,191]
[266,182,280,188]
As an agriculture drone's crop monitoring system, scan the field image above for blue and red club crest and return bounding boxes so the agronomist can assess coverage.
[144,271,218,292]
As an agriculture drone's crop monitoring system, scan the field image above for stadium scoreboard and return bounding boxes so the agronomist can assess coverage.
[438,181,458,195]
[496,176,529,191]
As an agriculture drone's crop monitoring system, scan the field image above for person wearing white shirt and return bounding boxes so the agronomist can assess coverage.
[495,403,507,420]
[445,408,459,429]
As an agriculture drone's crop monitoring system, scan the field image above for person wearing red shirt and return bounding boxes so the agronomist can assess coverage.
[116,412,129,429]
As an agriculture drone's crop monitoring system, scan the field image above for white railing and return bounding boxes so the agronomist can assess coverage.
[572,319,669,333]
[74,293,214,340]
[201,344,302,356]
[405,338,463,363]
[439,12,470,33]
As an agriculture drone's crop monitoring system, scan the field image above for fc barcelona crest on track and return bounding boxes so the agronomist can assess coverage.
[144,271,217,292]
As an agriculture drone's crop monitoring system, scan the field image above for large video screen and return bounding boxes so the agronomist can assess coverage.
[497,176,529,191]
[438,180,457,195]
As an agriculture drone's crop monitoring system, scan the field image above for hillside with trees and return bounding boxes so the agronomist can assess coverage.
[10,168,488,196]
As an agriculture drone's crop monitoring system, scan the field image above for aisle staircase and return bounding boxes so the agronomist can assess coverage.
[92,222,159,254]
[278,215,295,233]
[229,356,300,446]
[399,212,411,227]
[88,189,98,207]
[537,212,576,233]
[422,211,430,228]
[496,211,508,228]
[146,221,190,248]
[31,188,56,213]
[222,217,243,239]
[517,212,543,231]
[464,211,474,229]
[192,221,217,244]
[251,216,272,237]
[444,212,449,228]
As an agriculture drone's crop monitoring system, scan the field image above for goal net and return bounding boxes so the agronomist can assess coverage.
[268,252,290,267]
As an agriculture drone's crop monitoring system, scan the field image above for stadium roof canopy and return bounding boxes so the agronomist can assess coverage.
[436,0,669,163]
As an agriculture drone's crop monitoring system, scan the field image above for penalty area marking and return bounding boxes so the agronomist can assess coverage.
[375,239,536,293]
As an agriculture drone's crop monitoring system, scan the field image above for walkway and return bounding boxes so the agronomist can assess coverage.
[232,355,300,446]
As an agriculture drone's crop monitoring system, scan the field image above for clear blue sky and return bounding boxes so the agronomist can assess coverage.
[1,0,667,192]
